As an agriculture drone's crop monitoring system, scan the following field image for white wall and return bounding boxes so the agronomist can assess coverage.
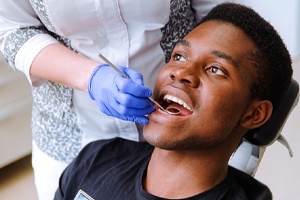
[233,1,300,199]
[233,0,300,59]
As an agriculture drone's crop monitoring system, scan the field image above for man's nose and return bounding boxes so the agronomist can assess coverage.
[169,66,200,88]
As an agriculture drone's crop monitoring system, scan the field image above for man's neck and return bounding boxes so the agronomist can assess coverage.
[143,148,229,199]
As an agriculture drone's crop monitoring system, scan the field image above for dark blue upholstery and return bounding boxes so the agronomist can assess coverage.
[234,79,299,199]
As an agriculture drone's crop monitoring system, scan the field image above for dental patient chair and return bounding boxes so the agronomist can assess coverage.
[229,79,299,200]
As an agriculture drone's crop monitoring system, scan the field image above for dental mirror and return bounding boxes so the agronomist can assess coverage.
[98,53,180,115]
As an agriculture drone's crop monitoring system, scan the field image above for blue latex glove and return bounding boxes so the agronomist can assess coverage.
[88,64,155,124]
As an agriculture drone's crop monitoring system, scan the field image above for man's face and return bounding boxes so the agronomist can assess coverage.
[144,21,258,150]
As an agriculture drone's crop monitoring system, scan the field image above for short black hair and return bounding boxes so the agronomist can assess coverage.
[199,3,293,109]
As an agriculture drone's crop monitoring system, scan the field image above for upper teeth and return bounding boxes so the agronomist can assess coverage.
[163,94,192,111]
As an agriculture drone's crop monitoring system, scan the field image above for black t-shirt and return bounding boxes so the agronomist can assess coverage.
[54,138,248,200]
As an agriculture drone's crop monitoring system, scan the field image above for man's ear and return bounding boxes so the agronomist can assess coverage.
[239,100,273,129]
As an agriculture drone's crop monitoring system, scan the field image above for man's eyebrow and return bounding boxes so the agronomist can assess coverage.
[211,50,239,67]
[176,40,239,67]
[177,39,191,47]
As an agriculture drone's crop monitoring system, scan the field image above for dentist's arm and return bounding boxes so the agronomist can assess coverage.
[31,44,155,124]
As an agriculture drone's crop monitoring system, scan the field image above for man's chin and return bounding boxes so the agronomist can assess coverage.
[143,129,177,150]
[143,126,166,147]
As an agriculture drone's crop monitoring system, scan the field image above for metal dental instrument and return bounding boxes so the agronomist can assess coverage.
[98,54,180,115]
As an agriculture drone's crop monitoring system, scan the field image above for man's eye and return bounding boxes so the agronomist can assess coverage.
[173,53,185,62]
[208,66,226,76]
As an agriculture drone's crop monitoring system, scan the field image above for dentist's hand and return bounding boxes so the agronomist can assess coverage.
[88,64,155,124]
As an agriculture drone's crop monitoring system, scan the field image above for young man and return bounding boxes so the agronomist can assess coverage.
[54,3,292,200]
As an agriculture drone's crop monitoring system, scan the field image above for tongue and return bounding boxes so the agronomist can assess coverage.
[166,102,193,116]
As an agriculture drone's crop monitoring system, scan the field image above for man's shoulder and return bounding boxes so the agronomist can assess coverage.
[55,138,153,199]
[229,166,272,200]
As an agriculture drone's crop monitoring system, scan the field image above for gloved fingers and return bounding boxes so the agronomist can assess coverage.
[115,75,152,98]
[114,92,153,109]
[97,101,152,124]
[121,67,144,85]
[96,90,155,115]
[117,67,153,97]
[105,76,151,109]
[112,112,150,124]
[88,64,155,124]
[109,97,155,116]
[121,105,155,116]
[124,115,150,124]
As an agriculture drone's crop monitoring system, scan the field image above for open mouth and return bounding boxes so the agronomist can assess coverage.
[158,94,193,116]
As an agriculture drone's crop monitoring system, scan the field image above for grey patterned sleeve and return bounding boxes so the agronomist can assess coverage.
[160,0,197,63]
[3,27,50,70]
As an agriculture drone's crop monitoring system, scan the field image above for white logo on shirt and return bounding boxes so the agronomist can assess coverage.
[74,189,95,200]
